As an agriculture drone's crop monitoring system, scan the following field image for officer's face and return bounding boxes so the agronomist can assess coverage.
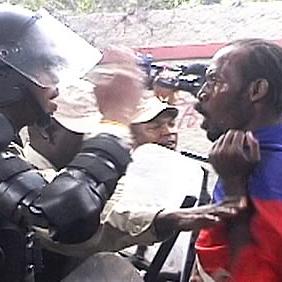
[6,72,60,128]
[29,84,59,115]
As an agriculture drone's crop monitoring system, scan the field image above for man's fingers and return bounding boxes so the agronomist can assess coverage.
[220,130,235,149]
[179,205,240,217]
[212,133,225,150]
[204,198,247,216]
[202,214,221,222]
[231,131,245,151]
[246,131,261,162]
[209,133,225,162]
[101,46,137,65]
[175,197,247,216]
[220,196,248,209]
[209,130,245,161]
[210,206,239,217]
[177,213,221,231]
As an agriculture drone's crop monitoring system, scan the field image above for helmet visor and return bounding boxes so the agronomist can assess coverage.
[0,6,102,88]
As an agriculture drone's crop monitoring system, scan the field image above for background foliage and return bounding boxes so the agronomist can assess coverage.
[0,0,266,13]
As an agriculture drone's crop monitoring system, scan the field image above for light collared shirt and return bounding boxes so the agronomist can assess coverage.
[34,176,160,258]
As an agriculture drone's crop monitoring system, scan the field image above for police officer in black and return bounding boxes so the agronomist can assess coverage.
[0,5,143,281]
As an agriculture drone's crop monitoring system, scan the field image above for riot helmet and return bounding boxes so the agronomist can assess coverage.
[0,4,102,113]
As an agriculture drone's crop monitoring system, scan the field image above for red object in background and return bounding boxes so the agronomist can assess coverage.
[136,42,224,60]
[136,39,282,61]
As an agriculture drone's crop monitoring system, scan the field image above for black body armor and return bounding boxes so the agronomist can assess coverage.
[0,5,123,281]
[0,116,131,281]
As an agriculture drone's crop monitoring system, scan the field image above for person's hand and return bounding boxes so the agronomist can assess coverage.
[154,197,246,236]
[88,47,144,126]
[209,130,260,197]
[174,197,247,231]
[209,130,260,179]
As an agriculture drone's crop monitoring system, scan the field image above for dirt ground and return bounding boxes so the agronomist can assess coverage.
[66,2,282,48]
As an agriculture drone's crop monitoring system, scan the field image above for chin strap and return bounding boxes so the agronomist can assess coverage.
[35,112,51,129]
[21,83,53,130]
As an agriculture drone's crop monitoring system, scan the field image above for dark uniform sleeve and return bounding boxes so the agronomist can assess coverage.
[0,133,131,244]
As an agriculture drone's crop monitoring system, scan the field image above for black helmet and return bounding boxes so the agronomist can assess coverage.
[0,4,102,106]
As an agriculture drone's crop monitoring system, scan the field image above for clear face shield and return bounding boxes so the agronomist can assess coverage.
[0,5,102,128]
[0,5,102,89]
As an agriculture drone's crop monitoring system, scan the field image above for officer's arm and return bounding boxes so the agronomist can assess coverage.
[0,133,131,244]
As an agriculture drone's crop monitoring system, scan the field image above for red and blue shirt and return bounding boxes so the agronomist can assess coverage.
[196,124,282,281]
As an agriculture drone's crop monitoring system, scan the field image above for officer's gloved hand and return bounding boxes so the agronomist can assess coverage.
[89,47,144,126]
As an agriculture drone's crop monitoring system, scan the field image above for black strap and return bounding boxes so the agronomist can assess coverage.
[69,153,118,187]
[144,196,197,282]
[82,134,131,173]
[180,151,208,163]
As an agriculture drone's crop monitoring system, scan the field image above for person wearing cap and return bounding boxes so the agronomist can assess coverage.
[130,96,179,150]
[26,94,178,178]
[153,63,208,105]
[153,72,180,105]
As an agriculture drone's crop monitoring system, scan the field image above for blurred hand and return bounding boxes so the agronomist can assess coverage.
[88,47,144,125]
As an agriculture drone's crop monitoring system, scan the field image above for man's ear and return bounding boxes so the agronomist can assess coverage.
[248,79,269,103]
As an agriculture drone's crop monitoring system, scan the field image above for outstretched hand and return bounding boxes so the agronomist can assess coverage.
[154,197,247,236]
[175,197,247,231]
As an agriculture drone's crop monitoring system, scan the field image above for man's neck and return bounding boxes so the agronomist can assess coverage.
[29,142,57,169]
[244,109,282,132]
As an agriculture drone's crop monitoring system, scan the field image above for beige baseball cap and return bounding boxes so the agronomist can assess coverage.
[131,96,178,124]
[53,79,102,134]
